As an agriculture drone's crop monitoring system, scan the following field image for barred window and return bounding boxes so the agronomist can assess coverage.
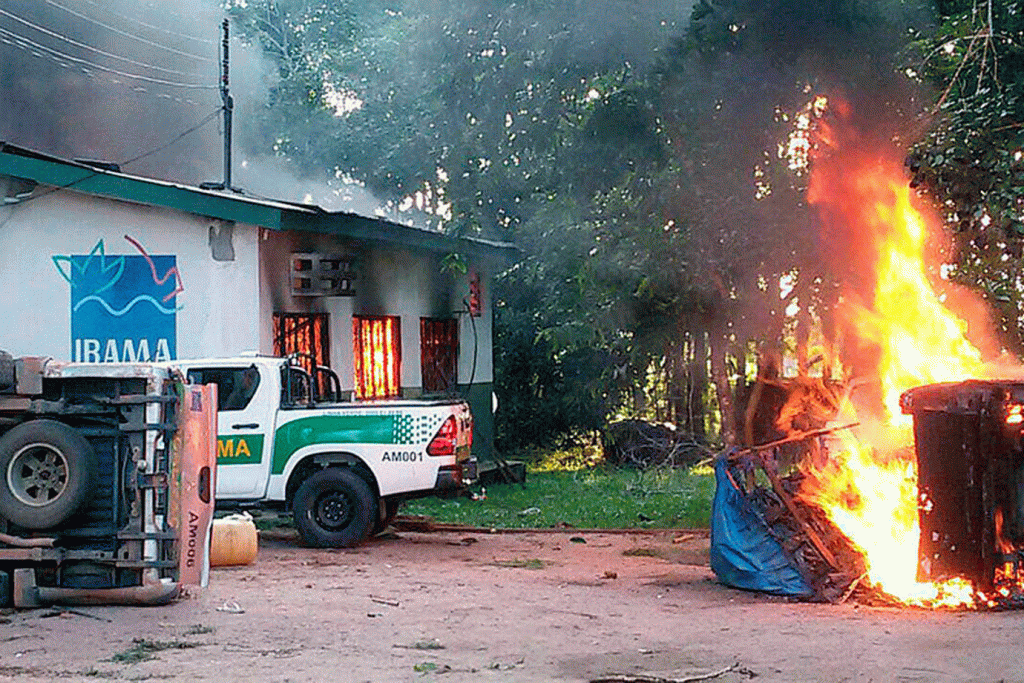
[273,313,331,395]
[420,318,458,394]
[353,315,401,399]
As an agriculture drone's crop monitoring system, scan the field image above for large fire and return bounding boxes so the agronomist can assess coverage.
[791,100,1022,608]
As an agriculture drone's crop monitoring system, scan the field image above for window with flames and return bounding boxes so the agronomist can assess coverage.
[420,317,458,394]
[273,312,331,394]
[353,315,401,399]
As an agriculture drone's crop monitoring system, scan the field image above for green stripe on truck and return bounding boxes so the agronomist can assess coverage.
[271,414,398,474]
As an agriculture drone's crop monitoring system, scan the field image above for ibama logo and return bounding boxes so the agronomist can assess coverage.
[53,235,183,362]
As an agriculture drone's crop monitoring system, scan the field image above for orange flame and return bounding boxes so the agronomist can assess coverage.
[795,99,1021,608]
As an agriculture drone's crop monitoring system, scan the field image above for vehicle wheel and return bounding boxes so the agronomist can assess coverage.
[292,467,376,548]
[0,351,14,392]
[372,497,402,536]
[0,420,96,529]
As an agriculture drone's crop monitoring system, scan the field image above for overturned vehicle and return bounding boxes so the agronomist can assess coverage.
[0,351,217,608]
[711,379,1024,609]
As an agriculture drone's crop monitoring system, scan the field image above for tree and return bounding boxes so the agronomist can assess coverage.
[645,0,929,444]
[227,0,933,450]
[906,0,1024,354]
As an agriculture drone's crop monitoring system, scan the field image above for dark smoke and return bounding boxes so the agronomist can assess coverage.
[0,0,236,184]
[1,0,696,218]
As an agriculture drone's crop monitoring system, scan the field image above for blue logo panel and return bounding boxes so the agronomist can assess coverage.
[55,238,181,363]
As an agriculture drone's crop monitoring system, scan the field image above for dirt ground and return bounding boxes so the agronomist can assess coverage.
[2,526,1024,683]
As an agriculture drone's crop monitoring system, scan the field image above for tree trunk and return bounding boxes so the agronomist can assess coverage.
[690,327,708,441]
[820,286,835,381]
[797,291,812,376]
[667,336,684,426]
[709,332,737,447]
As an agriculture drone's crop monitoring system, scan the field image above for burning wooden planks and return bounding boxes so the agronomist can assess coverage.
[718,424,892,604]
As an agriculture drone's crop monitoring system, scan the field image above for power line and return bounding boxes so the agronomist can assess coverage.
[0,8,205,78]
[121,108,223,167]
[44,0,214,62]
[82,0,217,46]
[1,107,224,208]
[0,25,218,89]
[0,29,204,105]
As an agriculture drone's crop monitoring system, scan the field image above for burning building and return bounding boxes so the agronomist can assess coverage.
[0,142,517,462]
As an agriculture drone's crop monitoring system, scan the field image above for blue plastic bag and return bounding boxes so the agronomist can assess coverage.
[710,457,813,597]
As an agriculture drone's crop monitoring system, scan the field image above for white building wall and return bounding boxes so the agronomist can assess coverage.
[260,230,495,392]
[0,188,260,361]
[454,267,494,386]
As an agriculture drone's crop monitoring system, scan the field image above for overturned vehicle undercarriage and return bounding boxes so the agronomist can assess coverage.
[0,351,217,608]
[712,379,1024,609]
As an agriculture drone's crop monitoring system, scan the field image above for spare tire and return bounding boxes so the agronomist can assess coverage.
[0,420,96,529]
[0,351,14,392]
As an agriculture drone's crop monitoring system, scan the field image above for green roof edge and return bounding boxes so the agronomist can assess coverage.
[0,142,518,262]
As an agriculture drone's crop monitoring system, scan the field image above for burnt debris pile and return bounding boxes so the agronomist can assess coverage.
[714,432,884,605]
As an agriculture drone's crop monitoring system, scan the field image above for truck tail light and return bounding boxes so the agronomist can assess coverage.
[427,415,458,456]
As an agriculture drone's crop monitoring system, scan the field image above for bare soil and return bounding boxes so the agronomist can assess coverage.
[2,526,1023,683]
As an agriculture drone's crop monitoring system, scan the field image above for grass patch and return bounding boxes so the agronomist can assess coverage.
[249,513,292,531]
[81,669,115,679]
[395,639,445,650]
[403,462,714,530]
[106,639,202,665]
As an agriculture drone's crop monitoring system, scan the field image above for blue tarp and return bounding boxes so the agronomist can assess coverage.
[710,457,813,597]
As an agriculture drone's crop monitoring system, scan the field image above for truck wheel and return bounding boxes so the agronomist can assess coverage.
[293,468,376,548]
[0,420,96,529]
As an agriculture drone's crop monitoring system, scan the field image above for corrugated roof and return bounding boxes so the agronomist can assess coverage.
[0,141,518,260]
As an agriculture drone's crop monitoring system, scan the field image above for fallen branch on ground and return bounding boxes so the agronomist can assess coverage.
[390,516,709,536]
[590,661,756,683]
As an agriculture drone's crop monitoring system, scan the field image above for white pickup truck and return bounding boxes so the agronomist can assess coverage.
[176,355,477,548]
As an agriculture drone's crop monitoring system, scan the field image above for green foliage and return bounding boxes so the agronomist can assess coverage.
[227,0,360,166]
[489,558,548,569]
[906,0,1024,352]
[227,0,959,446]
[403,466,715,529]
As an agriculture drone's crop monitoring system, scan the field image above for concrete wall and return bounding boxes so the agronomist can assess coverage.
[261,229,496,460]
[0,184,260,361]
[259,229,495,389]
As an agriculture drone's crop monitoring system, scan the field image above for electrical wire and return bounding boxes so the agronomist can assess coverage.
[456,298,479,394]
[0,107,223,208]
[0,25,217,89]
[0,30,203,104]
[120,108,222,167]
[0,8,206,78]
[81,0,216,46]
[44,0,213,62]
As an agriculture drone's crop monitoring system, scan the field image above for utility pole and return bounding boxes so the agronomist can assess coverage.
[220,18,233,190]
[202,18,237,192]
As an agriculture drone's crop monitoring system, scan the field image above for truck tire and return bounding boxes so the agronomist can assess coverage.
[0,350,14,392]
[293,467,376,548]
[0,420,96,529]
